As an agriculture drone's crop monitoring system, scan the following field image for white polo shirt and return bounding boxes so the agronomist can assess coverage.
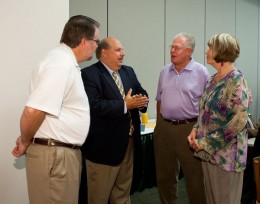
[26,43,90,145]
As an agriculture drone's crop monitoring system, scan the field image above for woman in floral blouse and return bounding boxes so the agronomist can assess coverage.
[187,33,249,204]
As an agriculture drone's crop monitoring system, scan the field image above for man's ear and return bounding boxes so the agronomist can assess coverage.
[102,49,107,58]
[186,48,193,55]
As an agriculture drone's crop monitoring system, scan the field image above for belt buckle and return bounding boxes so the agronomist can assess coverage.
[173,120,180,125]
[48,139,55,146]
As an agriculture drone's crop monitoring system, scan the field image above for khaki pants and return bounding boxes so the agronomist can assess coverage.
[154,118,206,204]
[86,137,133,204]
[25,143,82,204]
[202,161,243,204]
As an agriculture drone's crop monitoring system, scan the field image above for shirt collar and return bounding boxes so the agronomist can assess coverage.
[101,61,115,76]
[170,58,195,73]
[60,43,80,70]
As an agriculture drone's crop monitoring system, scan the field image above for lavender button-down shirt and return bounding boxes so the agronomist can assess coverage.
[155,59,209,120]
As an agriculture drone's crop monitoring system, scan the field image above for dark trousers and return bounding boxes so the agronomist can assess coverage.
[154,118,206,204]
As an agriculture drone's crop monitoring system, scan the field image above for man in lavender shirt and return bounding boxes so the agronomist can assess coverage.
[154,32,210,204]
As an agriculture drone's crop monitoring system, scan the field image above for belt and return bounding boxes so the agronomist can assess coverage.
[163,117,198,125]
[33,138,81,149]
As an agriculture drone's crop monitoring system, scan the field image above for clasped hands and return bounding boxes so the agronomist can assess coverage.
[125,88,149,109]
[187,128,202,152]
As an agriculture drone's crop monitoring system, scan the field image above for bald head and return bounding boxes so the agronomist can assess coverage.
[96,37,125,70]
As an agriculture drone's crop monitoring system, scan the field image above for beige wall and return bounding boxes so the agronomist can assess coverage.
[70,0,260,122]
[0,1,69,203]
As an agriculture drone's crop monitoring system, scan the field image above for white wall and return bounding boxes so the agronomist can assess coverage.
[70,0,260,122]
[236,0,259,119]
[70,0,108,68]
[0,1,69,203]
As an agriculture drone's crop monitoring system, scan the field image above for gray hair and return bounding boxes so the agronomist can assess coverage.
[174,32,195,50]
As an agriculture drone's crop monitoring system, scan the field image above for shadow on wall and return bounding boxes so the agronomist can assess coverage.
[13,156,25,169]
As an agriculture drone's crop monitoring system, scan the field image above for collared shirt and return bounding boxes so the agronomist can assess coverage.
[26,43,90,145]
[156,59,209,120]
[101,62,127,113]
[195,69,249,172]
[102,62,124,86]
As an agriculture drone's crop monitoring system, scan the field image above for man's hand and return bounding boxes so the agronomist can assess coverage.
[12,136,28,157]
[125,88,149,110]
[11,106,46,157]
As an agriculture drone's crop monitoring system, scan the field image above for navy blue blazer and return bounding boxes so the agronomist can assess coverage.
[81,61,148,165]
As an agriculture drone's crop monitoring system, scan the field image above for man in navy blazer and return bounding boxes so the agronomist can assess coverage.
[81,37,149,204]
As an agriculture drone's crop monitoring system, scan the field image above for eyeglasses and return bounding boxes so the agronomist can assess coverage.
[169,45,185,51]
[89,39,100,45]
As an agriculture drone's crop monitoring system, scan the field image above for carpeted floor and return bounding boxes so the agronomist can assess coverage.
[130,177,254,204]
[131,178,189,204]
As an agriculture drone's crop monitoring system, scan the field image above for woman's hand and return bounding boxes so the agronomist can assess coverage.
[187,128,197,147]
[191,139,203,152]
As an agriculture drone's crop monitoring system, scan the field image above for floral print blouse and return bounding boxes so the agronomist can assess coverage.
[194,69,249,172]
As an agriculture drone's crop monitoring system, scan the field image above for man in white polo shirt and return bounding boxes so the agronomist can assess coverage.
[12,15,100,204]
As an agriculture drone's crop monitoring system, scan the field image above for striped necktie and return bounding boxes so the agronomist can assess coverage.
[112,71,134,136]
[112,71,125,99]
